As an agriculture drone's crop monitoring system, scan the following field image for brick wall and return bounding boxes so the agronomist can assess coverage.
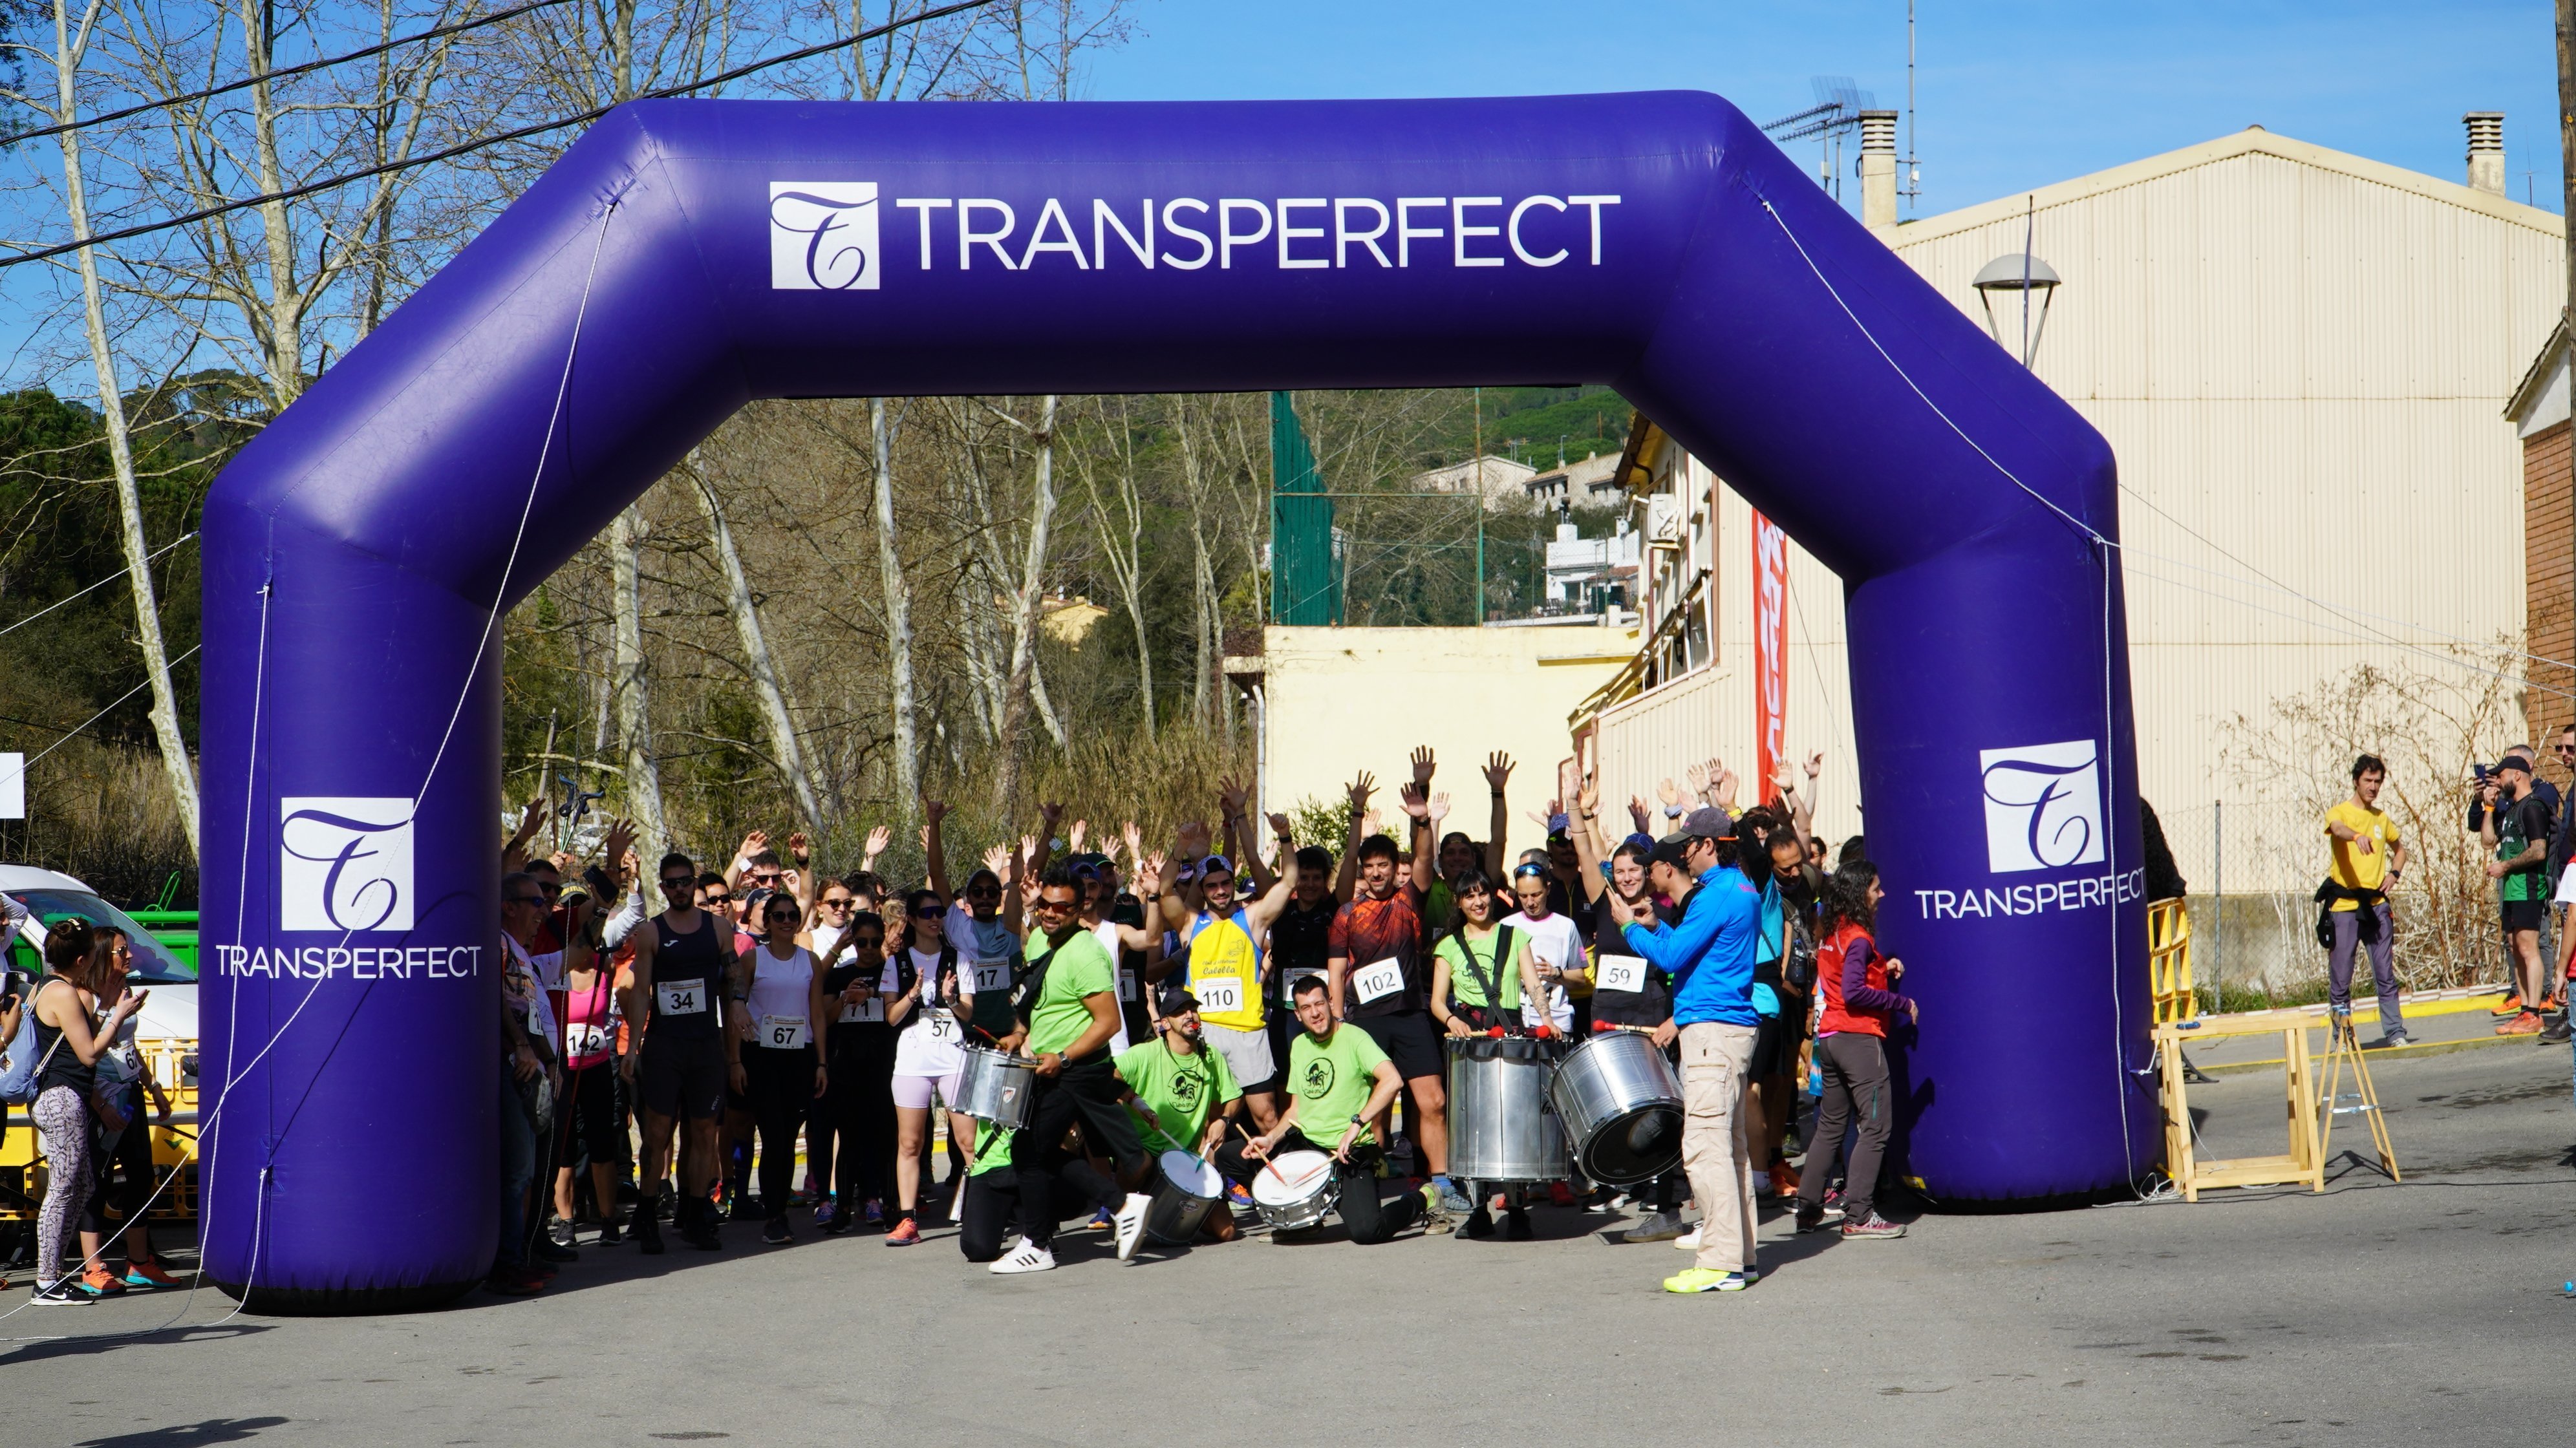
[2528,419,2574,730]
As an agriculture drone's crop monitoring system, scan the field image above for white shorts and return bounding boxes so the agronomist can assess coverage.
[892,1069,964,1111]
[1203,1021,1277,1090]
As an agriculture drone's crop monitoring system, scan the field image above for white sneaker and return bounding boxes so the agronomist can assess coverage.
[1672,1224,1702,1251]
[989,1241,1057,1275]
[1113,1193,1152,1261]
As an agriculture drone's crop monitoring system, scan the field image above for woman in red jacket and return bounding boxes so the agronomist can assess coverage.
[1794,860,1916,1241]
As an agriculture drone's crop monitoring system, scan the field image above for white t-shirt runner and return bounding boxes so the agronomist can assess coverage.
[892,944,967,1078]
[1503,910,1582,1032]
[1092,919,1133,1053]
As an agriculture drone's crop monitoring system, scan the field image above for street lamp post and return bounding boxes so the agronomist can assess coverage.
[1971,252,2061,368]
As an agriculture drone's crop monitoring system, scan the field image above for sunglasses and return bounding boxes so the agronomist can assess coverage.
[703,891,733,906]
[1036,895,1079,911]
[1512,864,1548,879]
[504,893,545,906]
[822,896,855,909]
[537,880,563,896]
[967,885,1002,898]
[660,875,695,890]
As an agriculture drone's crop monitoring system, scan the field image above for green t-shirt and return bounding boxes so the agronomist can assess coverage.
[1024,926,1117,1057]
[968,1118,1014,1177]
[1115,1037,1241,1156]
[1434,926,1520,1010]
[2495,794,2551,902]
[1287,1025,1391,1151]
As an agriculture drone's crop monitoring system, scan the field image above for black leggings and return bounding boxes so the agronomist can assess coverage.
[1008,1057,1143,1248]
[80,1092,158,1259]
[742,1046,818,1220]
[813,1043,897,1206]
[1215,1131,1419,1244]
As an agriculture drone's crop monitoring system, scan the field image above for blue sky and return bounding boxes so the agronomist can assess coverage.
[1089,0,2568,218]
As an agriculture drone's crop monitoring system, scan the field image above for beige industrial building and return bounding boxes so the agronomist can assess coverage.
[1577,113,2564,913]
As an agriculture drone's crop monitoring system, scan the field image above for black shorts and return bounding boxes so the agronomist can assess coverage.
[1748,995,1808,1081]
[2502,898,2546,934]
[1352,1009,1444,1083]
[638,1032,729,1123]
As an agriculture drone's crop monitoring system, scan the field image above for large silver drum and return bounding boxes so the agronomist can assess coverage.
[1549,1028,1684,1186]
[1445,1034,1569,1182]
[954,1045,1037,1129]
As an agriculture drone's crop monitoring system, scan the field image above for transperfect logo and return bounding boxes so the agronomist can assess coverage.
[1979,739,2105,874]
[280,796,414,933]
[770,182,881,290]
[766,186,1622,286]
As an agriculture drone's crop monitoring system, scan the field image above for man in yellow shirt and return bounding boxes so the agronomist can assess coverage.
[2323,754,2409,1048]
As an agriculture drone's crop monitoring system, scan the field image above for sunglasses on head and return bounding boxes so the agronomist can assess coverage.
[1512,863,1547,879]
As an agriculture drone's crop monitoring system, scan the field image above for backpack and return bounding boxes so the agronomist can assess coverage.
[2,979,70,1106]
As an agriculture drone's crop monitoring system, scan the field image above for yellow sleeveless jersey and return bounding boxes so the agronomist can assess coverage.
[1184,910,1265,1031]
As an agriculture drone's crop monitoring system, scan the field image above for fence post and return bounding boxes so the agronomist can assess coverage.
[2211,798,2223,1012]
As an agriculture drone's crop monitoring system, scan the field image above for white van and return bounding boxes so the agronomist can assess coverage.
[1,862,200,1047]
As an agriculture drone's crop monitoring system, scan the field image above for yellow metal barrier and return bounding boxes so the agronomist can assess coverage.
[3,1037,200,1222]
[2148,897,2196,1025]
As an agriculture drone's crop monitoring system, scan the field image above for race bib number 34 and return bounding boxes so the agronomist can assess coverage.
[657,983,706,1017]
[1351,957,1404,1005]
[1194,977,1245,1016]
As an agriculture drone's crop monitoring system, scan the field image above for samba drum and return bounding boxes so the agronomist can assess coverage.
[1445,1034,1569,1183]
[1143,1149,1225,1244]
[1247,1149,1338,1233]
[1548,1028,1684,1186]
[954,1045,1038,1129]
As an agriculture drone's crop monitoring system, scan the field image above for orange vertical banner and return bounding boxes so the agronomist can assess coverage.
[1752,509,1789,806]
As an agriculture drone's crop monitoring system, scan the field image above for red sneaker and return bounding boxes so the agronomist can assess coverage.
[883,1217,921,1246]
[1767,1161,1800,1197]
[1546,1181,1576,1208]
[2491,993,2528,1018]
[2496,1010,2546,1036]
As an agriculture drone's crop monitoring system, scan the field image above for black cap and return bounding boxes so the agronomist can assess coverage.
[1157,985,1200,1016]
[1649,837,1695,870]
[2497,754,2533,776]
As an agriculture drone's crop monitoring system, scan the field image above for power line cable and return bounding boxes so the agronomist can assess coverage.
[3,0,581,146]
[0,0,1001,273]
[0,529,195,637]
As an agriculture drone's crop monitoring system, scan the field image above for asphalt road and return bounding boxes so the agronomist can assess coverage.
[8,1033,2573,1448]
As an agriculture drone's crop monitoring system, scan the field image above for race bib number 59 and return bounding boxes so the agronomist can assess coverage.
[1596,956,1645,995]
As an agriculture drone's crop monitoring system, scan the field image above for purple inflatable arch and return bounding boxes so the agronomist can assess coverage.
[200,92,2150,1310]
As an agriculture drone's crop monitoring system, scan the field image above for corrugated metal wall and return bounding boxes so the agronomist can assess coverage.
[1594,131,2562,891]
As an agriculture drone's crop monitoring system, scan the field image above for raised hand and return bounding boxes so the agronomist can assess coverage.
[1040,800,1066,827]
[1122,820,1144,862]
[1703,759,1726,800]
[1627,795,1653,834]
[1136,852,1165,899]
[1346,771,1375,813]
[1657,777,1681,808]
[1217,776,1249,818]
[1399,783,1430,820]
[864,824,891,860]
[599,818,637,878]
[1428,791,1452,825]
[923,799,949,826]
[1482,752,1514,791]
[1772,756,1797,798]
[1018,835,1039,871]
[1362,807,1384,837]
[1804,750,1824,781]
[1576,778,1599,818]
[513,795,547,842]
[1713,766,1740,810]
[738,828,768,861]
[786,831,811,862]
[1410,745,1436,787]
[1068,819,1088,855]
[1019,871,1042,910]
[1686,762,1708,797]
[1176,819,1214,859]
[980,843,1010,877]
[1558,756,1582,801]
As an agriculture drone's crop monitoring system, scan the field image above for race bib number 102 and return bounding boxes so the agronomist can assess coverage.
[1350,957,1404,1005]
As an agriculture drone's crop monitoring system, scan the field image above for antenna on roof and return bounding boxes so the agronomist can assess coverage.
[1763,76,1876,206]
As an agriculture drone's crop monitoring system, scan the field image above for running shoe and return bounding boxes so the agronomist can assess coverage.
[634,1211,665,1255]
[29,1278,94,1306]
[863,1198,885,1227]
[122,1262,182,1290]
[546,1216,578,1249]
[813,1198,840,1231]
[1432,1176,1473,1215]
[1671,1224,1702,1251]
[883,1217,921,1246]
[2364,1032,2412,1050]
[595,1219,624,1246]
[2497,1010,2546,1036]
[1113,1193,1152,1261]
[2544,1017,2574,1044]
[1662,1268,1753,1294]
[1503,1208,1534,1241]
[2491,993,2528,1017]
[1620,1211,1686,1243]
[1794,1202,1845,1233]
[1461,1207,1497,1240]
[1418,1184,1454,1234]
[762,1217,793,1246]
[76,1267,126,1297]
[483,1266,546,1297]
[1085,1206,1115,1231]
[989,1241,1057,1275]
[1766,1161,1799,1197]
[1841,1212,1907,1239]
[1545,1180,1576,1208]
[533,1235,578,1264]
[1227,1182,1255,1210]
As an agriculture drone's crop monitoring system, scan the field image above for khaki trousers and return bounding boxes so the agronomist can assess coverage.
[1679,1021,1759,1274]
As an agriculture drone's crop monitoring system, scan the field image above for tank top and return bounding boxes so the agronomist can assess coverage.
[562,971,616,1070]
[1588,895,1673,1029]
[822,957,903,1067]
[1183,908,1265,1031]
[34,981,97,1096]
[744,942,815,1052]
[647,911,724,1041]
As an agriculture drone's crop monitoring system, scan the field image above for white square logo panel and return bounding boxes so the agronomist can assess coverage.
[280,797,415,933]
[1979,740,2105,874]
[770,182,879,290]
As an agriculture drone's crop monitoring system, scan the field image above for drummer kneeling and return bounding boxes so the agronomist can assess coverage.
[1227,976,1428,1244]
[1117,987,1247,1243]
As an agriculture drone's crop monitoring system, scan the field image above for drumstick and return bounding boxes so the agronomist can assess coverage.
[1232,1118,1287,1186]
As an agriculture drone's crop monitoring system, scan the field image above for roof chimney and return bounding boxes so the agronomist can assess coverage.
[2463,111,2505,195]
[1859,110,1899,230]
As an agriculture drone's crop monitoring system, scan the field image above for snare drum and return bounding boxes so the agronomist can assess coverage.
[954,1045,1038,1129]
[1549,1028,1684,1186]
[1247,1149,1339,1233]
[1143,1149,1225,1244]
